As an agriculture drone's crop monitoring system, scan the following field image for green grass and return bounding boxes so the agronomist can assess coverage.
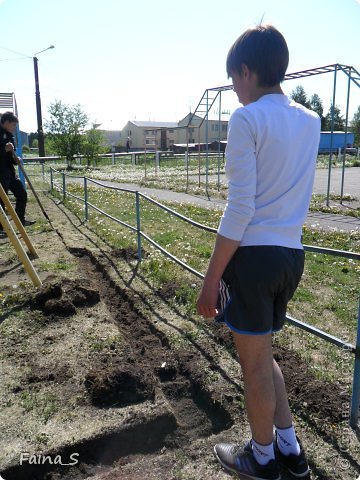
[30,177,358,385]
[25,156,360,202]
[51,183,359,337]
[20,390,60,423]
[25,152,360,173]
[83,330,125,354]
[38,258,74,272]
[317,154,360,168]
[310,194,360,218]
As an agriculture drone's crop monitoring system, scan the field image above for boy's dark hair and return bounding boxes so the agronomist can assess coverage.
[226,25,289,87]
[0,111,19,124]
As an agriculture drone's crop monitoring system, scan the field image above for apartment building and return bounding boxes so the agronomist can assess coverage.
[120,113,228,150]
[121,120,178,151]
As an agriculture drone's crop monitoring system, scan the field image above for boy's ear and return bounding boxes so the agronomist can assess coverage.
[240,64,250,78]
[241,64,259,85]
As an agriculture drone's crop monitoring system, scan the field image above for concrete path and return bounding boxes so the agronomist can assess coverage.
[187,167,360,197]
[82,173,360,233]
[313,167,360,196]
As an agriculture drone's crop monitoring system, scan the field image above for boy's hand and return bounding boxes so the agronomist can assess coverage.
[196,234,239,319]
[5,142,14,152]
[196,279,219,318]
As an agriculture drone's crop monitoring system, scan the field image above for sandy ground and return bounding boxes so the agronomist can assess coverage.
[0,191,359,480]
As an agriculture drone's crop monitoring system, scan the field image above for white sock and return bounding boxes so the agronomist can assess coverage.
[251,438,275,466]
[276,425,301,456]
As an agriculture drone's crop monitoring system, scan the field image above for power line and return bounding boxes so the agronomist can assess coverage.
[0,57,28,62]
[0,45,31,58]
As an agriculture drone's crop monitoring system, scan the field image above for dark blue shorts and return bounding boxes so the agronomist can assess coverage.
[217,246,305,335]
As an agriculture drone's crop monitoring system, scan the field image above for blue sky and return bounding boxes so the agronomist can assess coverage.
[1,0,359,133]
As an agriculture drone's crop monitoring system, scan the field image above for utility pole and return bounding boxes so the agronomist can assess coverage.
[33,56,45,157]
[33,45,54,157]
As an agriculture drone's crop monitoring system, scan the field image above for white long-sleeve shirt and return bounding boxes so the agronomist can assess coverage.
[218,94,321,249]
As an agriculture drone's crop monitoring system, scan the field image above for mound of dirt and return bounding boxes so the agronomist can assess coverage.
[85,363,156,407]
[1,192,359,480]
[111,246,144,260]
[33,278,100,317]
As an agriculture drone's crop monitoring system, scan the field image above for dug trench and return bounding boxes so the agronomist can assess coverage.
[2,246,234,480]
[1,242,357,480]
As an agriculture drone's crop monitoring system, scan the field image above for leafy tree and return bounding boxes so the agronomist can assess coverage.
[309,93,325,128]
[45,100,89,169]
[290,85,310,108]
[28,132,38,148]
[351,105,360,146]
[44,137,56,156]
[83,125,107,166]
[323,105,345,131]
[290,87,327,128]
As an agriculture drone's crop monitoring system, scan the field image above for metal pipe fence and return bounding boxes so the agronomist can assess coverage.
[49,167,360,428]
[44,151,226,194]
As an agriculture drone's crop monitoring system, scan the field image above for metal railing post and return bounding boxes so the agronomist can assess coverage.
[186,127,189,192]
[327,65,338,206]
[340,69,351,204]
[198,126,201,188]
[135,191,142,261]
[50,167,53,191]
[84,177,88,221]
[217,90,221,191]
[350,297,360,428]
[62,172,66,200]
[155,151,160,177]
[205,89,209,197]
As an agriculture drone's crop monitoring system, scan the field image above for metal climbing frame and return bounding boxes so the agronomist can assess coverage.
[187,65,360,428]
[187,63,360,203]
[0,92,25,185]
[0,92,23,158]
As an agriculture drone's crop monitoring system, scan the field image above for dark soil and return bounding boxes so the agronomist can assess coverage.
[111,246,146,261]
[74,247,234,444]
[212,322,351,427]
[32,278,100,316]
[1,244,357,480]
[85,364,156,407]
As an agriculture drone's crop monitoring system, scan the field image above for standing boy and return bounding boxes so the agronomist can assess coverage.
[0,111,35,228]
[197,25,320,480]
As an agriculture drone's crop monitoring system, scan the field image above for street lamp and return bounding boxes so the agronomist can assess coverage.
[33,45,54,157]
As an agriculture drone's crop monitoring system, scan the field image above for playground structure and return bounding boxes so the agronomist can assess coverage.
[0,92,27,188]
[0,92,24,159]
[1,71,359,425]
[186,64,360,204]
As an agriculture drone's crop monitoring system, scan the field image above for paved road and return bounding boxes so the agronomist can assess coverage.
[313,167,360,196]
[189,167,360,197]
[80,171,360,233]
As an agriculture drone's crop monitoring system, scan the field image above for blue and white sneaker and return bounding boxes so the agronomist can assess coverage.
[214,441,281,480]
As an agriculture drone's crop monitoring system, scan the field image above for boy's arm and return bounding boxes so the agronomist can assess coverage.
[8,135,17,165]
[217,110,256,241]
[197,110,256,319]
[196,234,239,318]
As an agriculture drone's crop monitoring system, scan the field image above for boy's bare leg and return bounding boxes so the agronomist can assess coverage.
[273,358,293,428]
[232,332,275,445]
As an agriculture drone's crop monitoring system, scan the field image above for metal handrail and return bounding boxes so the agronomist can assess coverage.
[88,202,137,233]
[139,192,218,233]
[49,166,360,428]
